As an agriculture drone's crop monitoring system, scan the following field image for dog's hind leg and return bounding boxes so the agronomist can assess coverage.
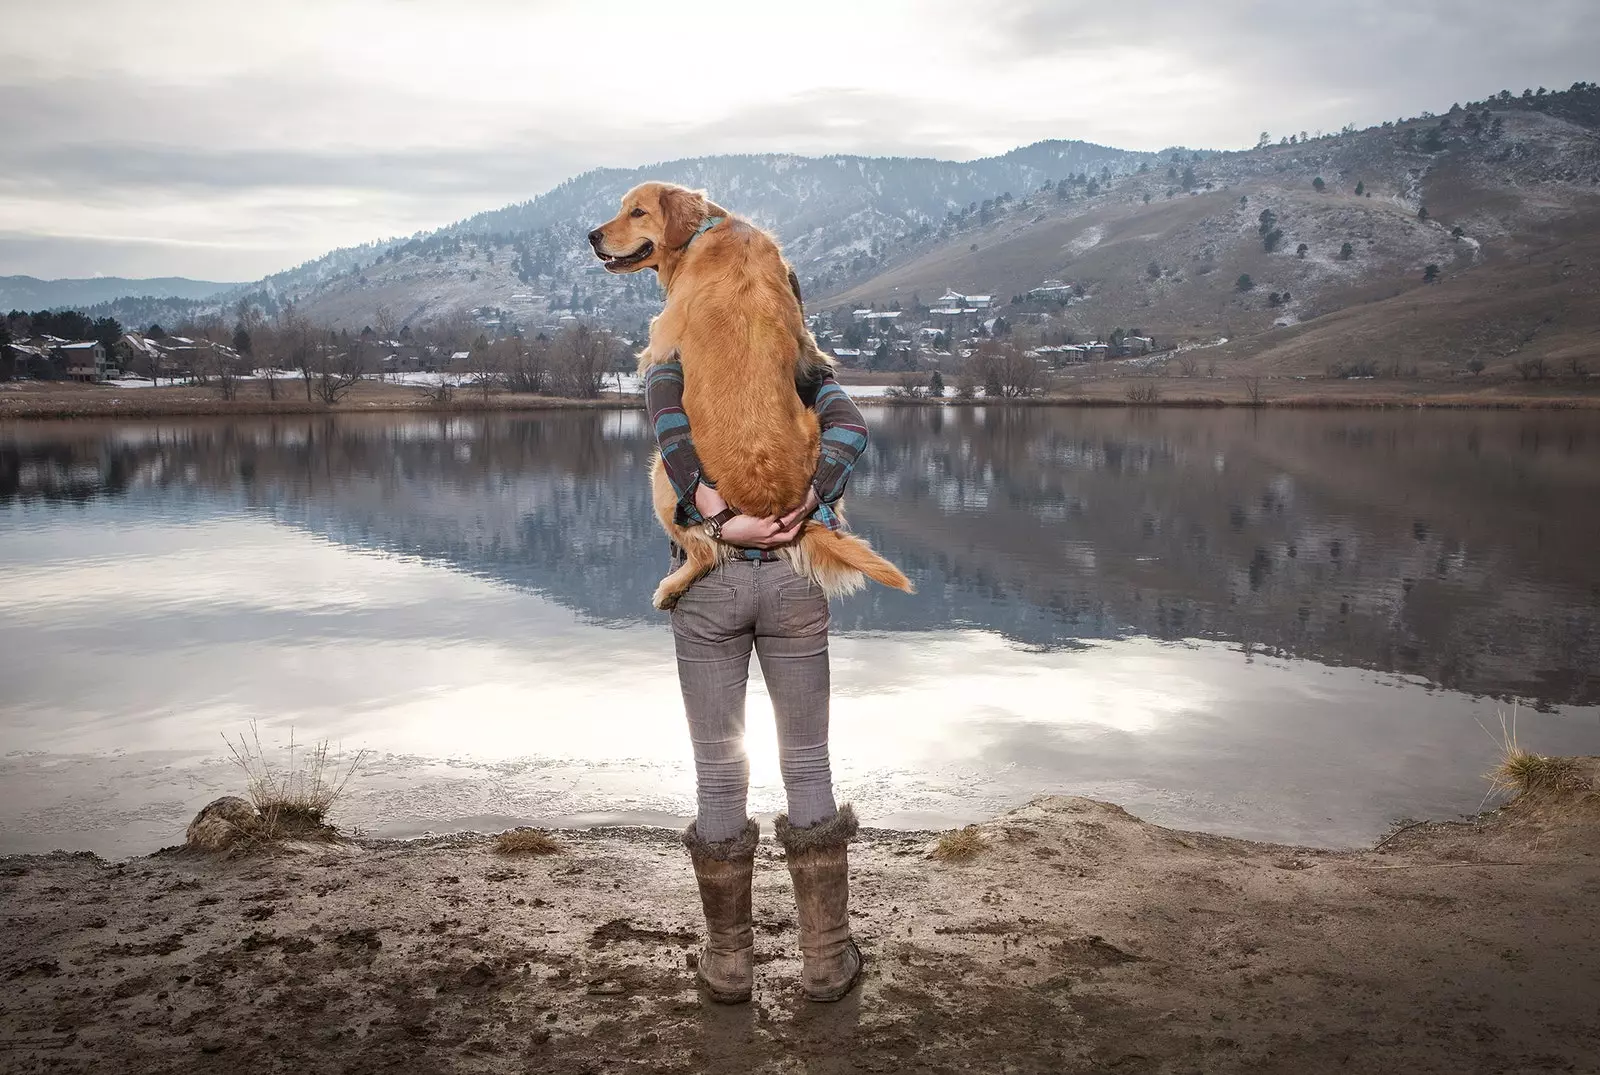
[652,536,721,611]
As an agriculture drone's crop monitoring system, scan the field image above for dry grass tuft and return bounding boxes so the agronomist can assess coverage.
[493,828,565,856]
[1483,706,1588,799]
[224,722,368,843]
[931,825,986,862]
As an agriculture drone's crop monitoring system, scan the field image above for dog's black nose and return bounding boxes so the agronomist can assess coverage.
[587,228,604,248]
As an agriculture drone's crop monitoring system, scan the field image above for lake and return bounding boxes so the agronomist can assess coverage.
[2,407,1597,857]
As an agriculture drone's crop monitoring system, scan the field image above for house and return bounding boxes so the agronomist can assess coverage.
[58,341,108,381]
[831,348,862,363]
[2,340,52,378]
[1058,345,1088,364]
[1087,342,1110,361]
[1121,335,1156,355]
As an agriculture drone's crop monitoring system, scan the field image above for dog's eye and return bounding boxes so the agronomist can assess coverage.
[629,208,646,218]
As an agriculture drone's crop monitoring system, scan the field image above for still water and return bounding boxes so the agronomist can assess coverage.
[2,407,1597,856]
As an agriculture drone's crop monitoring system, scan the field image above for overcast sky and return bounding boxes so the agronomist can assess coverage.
[3,0,1595,281]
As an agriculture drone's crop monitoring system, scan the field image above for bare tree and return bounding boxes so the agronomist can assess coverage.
[549,323,613,399]
[312,333,365,404]
[464,334,506,403]
[211,346,242,400]
[503,334,550,394]
[1513,357,1550,381]
[1241,376,1266,405]
[272,306,319,401]
[967,342,1043,398]
[1177,351,1201,377]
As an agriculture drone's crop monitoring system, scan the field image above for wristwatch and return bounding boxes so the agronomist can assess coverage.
[704,508,739,541]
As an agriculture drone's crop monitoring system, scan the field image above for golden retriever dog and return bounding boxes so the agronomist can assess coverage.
[589,181,913,610]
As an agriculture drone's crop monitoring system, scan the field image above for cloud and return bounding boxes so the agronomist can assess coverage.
[1,0,1596,279]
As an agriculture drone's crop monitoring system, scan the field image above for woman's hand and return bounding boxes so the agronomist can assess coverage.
[777,486,821,531]
[718,513,804,549]
[693,481,728,520]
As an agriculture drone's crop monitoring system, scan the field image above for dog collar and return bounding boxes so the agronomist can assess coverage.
[681,215,724,250]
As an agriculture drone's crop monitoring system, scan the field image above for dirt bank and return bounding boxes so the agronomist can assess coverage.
[4,781,1597,1074]
[0,380,637,420]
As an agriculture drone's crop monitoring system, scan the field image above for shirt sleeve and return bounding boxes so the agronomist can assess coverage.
[644,359,707,526]
[801,373,869,505]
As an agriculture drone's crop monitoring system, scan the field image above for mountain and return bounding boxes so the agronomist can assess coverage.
[819,83,1600,379]
[121,140,1166,334]
[0,275,241,311]
[47,82,1600,382]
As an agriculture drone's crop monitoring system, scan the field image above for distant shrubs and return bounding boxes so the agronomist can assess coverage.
[1312,177,1326,192]
[1354,181,1365,196]
[1339,242,1355,260]
[1327,359,1379,379]
[1125,382,1161,404]
[1423,263,1441,283]
[1236,274,1255,292]
[1297,243,1309,259]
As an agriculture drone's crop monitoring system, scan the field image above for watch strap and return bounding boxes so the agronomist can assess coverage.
[706,507,739,539]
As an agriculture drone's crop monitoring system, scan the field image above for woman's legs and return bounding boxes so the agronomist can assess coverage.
[753,565,837,828]
[755,563,860,1000]
[672,564,758,843]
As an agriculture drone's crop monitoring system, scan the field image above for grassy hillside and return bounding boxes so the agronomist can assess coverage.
[819,87,1600,382]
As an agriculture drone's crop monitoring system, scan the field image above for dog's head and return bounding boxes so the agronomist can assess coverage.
[587,182,716,274]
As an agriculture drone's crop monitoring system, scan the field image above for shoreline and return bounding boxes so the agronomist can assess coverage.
[4,386,1600,421]
[3,776,1597,1073]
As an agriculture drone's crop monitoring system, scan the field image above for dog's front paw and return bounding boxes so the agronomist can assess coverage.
[652,585,681,611]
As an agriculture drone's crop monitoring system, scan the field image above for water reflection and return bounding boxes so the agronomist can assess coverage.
[5,409,1597,703]
[3,409,1599,856]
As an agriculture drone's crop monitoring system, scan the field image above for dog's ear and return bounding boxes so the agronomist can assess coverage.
[659,186,709,249]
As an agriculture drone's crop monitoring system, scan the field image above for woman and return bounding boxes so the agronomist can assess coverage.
[644,355,870,1004]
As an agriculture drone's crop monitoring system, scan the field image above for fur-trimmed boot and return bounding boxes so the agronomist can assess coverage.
[775,805,863,1002]
[682,818,759,1004]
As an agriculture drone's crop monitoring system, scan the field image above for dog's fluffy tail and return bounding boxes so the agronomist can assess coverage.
[779,523,914,599]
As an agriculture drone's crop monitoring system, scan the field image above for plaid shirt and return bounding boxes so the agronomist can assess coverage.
[644,360,869,559]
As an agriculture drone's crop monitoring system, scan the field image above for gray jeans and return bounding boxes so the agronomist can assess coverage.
[671,558,837,843]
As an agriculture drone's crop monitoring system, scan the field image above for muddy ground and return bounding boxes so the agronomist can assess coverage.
[3,790,1598,1075]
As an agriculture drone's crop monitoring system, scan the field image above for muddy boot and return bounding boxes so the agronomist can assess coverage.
[776,805,863,1002]
[682,818,759,1004]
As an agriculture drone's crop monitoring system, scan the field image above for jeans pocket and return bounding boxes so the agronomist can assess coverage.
[776,578,830,637]
[671,579,740,641]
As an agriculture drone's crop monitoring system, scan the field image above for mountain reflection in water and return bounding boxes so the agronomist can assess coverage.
[4,408,1600,856]
[5,407,1596,706]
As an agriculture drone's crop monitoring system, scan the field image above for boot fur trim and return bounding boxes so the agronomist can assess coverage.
[682,818,760,861]
[774,804,858,854]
